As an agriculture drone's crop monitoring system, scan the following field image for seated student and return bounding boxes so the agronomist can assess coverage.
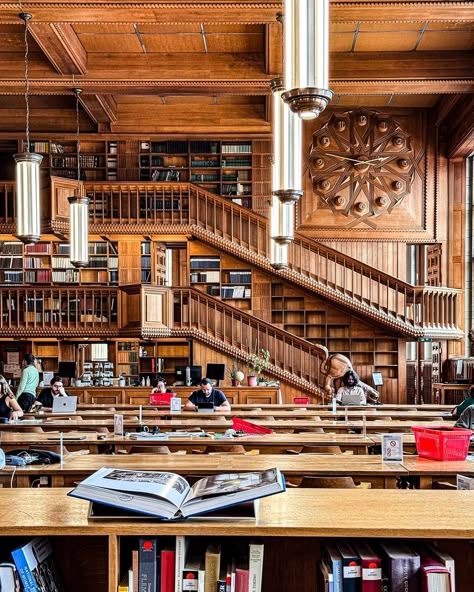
[37,376,70,409]
[335,369,367,405]
[451,386,474,420]
[0,374,23,422]
[455,403,474,429]
[184,378,231,412]
[150,377,175,394]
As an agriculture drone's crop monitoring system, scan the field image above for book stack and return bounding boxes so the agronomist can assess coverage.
[321,540,454,592]
[11,536,65,592]
[118,537,264,592]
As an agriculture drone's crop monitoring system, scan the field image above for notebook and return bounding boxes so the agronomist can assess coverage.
[52,396,78,414]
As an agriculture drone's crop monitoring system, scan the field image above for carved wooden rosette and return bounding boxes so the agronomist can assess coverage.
[309,109,416,221]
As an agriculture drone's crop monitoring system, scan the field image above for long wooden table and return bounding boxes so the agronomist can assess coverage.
[401,456,474,489]
[432,383,470,405]
[2,453,407,489]
[5,416,452,434]
[29,408,452,421]
[0,431,375,455]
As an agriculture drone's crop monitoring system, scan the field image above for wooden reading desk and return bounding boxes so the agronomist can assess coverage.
[3,453,406,489]
[432,382,471,405]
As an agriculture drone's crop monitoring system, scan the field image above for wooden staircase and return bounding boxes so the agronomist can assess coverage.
[71,180,463,340]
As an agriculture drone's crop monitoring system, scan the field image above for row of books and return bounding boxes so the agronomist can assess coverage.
[190,271,221,284]
[0,257,22,268]
[0,241,23,254]
[25,243,51,254]
[24,270,53,283]
[221,159,251,168]
[119,537,263,592]
[221,286,252,299]
[0,536,64,592]
[151,169,182,181]
[190,258,220,270]
[321,539,454,592]
[24,257,50,269]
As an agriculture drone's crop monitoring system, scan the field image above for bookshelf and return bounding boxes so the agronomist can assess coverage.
[31,340,59,374]
[25,139,107,181]
[0,488,473,592]
[190,256,221,297]
[116,340,140,383]
[138,339,191,384]
[0,240,119,286]
[138,139,254,207]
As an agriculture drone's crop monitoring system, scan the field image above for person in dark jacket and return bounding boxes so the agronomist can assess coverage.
[37,375,70,409]
[455,404,474,429]
[451,386,474,420]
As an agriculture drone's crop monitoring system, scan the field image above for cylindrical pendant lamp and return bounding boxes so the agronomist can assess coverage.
[14,12,42,245]
[270,238,289,270]
[68,195,89,268]
[270,77,303,205]
[282,0,333,119]
[14,152,42,244]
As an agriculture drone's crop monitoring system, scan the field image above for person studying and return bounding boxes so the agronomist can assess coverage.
[184,378,231,412]
[37,375,70,409]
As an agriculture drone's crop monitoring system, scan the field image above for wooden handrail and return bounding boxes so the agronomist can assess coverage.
[79,181,461,338]
[138,286,327,398]
[0,286,119,336]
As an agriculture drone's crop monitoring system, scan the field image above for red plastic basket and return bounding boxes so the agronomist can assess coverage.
[293,397,310,405]
[232,417,273,434]
[411,426,472,461]
[149,392,174,407]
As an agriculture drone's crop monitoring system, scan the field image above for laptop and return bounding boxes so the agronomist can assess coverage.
[196,401,215,413]
[52,396,78,414]
[340,393,364,406]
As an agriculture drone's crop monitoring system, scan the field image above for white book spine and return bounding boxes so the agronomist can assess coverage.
[248,543,264,592]
[175,535,189,592]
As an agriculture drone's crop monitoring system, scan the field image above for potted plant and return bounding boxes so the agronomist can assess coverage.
[229,360,245,386]
[246,349,270,387]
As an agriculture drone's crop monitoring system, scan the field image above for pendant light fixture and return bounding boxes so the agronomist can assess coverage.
[269,77,303,268]
[14,12,42,245]
[282,0,333,119]
[68,88,89,268]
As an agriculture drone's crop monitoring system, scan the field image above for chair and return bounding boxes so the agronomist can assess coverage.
[128,446,171,454]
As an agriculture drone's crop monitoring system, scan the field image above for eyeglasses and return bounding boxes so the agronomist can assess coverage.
[52,383,63,388]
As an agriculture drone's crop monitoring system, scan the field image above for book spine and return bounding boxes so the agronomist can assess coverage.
[361,561,382,592]
[139,538,157,592]
[235,569,249,592]
[183,569,199,591]
[161,549,175,592]
[389,558,419,592]
[248,543,264,592]
[11,547,38,592]
[176,536,189,592]
[132,549,139,592]
[204,546,221,592]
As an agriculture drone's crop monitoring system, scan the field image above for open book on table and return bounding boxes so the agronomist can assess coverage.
[68,466,286,520]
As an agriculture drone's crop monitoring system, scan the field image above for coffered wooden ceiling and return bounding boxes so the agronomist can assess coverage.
[0,0,472,136]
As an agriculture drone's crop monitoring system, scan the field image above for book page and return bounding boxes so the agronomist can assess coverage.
[186,468,280,502]
[80,467,190,508]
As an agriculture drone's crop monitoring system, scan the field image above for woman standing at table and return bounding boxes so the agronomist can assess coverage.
[0,374,23,421]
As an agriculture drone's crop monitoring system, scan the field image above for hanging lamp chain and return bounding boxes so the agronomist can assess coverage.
[19,12,32,153]
[73,88,82,183]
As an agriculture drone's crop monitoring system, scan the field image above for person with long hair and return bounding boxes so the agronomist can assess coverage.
[336,369,367,405]
[0,374,23,421]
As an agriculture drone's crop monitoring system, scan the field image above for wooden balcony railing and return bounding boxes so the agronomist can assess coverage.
[0,181,16,231]
[76,181,462,338]
[138,286,328,397]
[0,287,119,336]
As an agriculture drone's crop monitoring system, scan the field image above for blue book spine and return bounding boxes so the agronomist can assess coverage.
[11,547,38,592]
[139,537,157,592]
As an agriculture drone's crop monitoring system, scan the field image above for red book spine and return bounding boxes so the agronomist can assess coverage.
[361,559,382,592]
[161,549,176,592]
[235,568,249,592]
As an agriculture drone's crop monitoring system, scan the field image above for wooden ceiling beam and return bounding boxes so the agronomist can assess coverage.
[0,1,472,25]
[29,23,87,75]
[78,93,118,125]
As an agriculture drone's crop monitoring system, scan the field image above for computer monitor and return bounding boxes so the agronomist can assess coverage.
[174,365,202,386]
[206,363,226,386]
[57,361,78,386]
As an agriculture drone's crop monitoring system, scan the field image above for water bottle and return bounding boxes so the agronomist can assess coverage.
[185,365,191,386]
[331,397,337,415]
[146,376,151,387]
[141,376,146,387]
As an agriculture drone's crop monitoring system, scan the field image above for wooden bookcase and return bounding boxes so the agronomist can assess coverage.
[138,139,254,207]
[0,488,472,592]
[0,240,119,286]
[189,254,253,309]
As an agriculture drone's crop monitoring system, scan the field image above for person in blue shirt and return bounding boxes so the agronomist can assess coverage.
[15,353,39,412]
[185,378,231,411]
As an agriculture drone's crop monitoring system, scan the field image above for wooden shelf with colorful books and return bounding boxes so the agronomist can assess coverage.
[0,488,472,592]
